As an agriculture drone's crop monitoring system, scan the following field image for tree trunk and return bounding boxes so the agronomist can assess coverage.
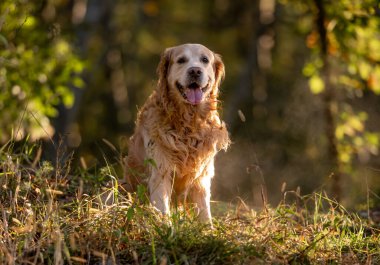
[313,0,342,201]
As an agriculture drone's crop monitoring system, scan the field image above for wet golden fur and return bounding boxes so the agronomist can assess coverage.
[125,44,230,223]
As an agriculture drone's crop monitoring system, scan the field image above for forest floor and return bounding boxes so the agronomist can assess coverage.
[1,142,379,264]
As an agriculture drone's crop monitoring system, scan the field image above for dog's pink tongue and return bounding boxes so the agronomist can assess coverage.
[186,88,203,105]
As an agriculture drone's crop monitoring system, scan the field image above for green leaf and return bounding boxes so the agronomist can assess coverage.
[73,77,85,88]
[366,133,379,146]
[144,158,157,168]
[0,34,8,48]
[137,184,148,203]
[62,92,74,107]
[126,207,135,221]
[302,62,316,77]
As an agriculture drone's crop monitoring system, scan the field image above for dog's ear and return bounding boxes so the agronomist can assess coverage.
[209,53,225,110]
[157,47,172,88]
[214,53,225,88]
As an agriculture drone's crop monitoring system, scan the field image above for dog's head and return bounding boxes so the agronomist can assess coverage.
[157,44,225,107]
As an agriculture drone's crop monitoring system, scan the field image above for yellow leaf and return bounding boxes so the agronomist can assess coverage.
[45,188,64,195]
[339,150,351,163]
[11,225,33,233]
[348,117,364,132]
[89,208,100,213]
[368,66,380,94]
[12,218,22,225]
[92,250,107,259]
[71,257,87,263]
[309,75,325,94]
[358,61,371,79]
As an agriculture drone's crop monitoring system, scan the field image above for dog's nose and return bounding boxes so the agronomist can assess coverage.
[188,67,203,79]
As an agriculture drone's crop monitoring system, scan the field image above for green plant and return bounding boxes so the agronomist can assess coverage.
[1,142,379,264]
[0,0,85,143]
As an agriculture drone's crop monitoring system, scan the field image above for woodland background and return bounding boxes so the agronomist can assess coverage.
[1,0,380,208]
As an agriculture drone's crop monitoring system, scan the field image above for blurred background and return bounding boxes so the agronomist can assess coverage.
[1,0,380,207]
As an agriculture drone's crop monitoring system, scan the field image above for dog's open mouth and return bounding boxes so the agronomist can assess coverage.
[176,81,208,105]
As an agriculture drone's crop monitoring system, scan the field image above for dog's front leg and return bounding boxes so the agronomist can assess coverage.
[148,168,172,216]
[189,177,212,225]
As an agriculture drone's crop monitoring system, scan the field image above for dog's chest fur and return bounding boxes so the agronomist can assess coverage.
[148,118,217,173]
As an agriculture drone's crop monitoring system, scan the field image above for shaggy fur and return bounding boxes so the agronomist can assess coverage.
[125,44,230,223]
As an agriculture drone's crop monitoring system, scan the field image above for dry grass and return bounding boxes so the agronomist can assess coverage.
[0,141,379,264]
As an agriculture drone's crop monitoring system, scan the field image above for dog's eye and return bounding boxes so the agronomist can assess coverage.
[177,57,187,64]
[201,56,209,64]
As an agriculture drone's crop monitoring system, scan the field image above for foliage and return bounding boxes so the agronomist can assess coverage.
[0,0,85,143]
[0,145,379,264]
[301,0,380,171]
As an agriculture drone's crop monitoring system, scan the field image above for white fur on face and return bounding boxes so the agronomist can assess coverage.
[167,44,217,105]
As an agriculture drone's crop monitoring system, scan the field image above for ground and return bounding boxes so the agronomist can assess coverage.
[0,144,379,264]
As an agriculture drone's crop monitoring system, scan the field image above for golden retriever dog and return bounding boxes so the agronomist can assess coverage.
[125,43,230,224]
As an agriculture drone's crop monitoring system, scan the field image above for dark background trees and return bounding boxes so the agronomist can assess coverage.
[1,0,379,207]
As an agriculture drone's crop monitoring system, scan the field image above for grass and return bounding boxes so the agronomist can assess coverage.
[0,141,379,264]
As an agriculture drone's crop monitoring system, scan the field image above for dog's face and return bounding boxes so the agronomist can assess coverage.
[158,44,224,106]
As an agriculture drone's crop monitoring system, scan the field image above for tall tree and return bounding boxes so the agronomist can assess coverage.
[304,0,380,201]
